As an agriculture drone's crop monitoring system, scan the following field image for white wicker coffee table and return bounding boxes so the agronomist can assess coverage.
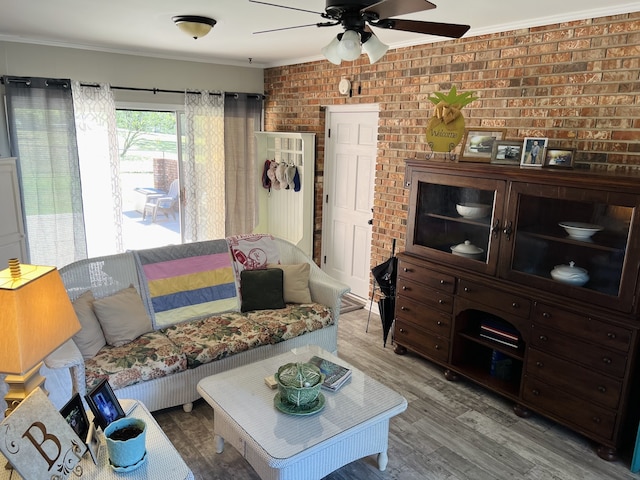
[197,345,407,480]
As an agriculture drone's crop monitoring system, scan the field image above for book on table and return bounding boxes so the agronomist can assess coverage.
[308,355,352,391]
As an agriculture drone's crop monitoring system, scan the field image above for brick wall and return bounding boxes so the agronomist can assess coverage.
[264,12,640,275]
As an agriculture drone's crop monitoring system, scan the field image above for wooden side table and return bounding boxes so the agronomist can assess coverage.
[1,399,193,480]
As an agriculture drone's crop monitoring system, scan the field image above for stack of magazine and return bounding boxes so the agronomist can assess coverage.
[308,355,352,391]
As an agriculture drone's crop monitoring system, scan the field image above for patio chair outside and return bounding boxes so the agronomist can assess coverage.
[143,179,179,222]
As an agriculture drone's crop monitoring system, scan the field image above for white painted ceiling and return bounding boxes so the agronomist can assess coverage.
[1,0,638,68]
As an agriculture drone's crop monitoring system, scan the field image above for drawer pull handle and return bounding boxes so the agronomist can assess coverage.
[399,328,406,333]
[403,267,410,272]
[602,357,612,365]
[512,302,519,309]
[440,279,446,285]
[436,321,443,326]
[438,299,444,304]
[607,332,617,340]
[539,335,548,342]
[597,386,607,393]
[542,312,551,319]
[434,344,440,350]
[532,389,540,396]
[401,306,407,311]
[463,287,470,293]
[592,416,601,424]
[535,361,544,368]
[402,286,408,291]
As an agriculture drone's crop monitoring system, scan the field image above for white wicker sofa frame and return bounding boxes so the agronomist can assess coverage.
[47,237,350,413]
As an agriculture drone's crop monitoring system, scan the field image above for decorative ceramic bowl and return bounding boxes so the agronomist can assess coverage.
[558,221,603,240]
[450,240,484,259]
[275,362,325,407]
[456,203,491,219]
[550,261,589,286]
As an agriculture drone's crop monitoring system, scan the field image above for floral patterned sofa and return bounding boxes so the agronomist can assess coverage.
[44,236,350,413]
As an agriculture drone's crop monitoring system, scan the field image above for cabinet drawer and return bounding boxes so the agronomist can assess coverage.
[522,376,616,440]
[396,295,452,336]
[533,303,632,352]
[526,348,622,410]
[397,261,455,293]
[395,319,449,363]
[458,279,530,318]
[396,278,453,313]
[531,325,627,378]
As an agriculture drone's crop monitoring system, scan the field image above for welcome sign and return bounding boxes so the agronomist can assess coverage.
[0,388,86,479]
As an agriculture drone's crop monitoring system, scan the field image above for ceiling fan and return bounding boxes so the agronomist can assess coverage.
[249,0,470,64]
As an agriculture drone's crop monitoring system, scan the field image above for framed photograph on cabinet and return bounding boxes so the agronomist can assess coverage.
[491,140,522,165]
[60,394,100,465]
[85,378,125,430]
[460,128,506,163]
[544,147,575,168]
[520,137,548,167]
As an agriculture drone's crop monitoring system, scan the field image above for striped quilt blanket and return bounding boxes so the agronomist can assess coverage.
[134,240,239,329]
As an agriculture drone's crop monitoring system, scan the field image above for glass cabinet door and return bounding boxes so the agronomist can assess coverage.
[405,171,506,275]
[500,182,640,312]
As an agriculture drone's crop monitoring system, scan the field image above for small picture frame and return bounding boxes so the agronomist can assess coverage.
[491,140,522,165]
[60,393,90,442]
[86,422,100,464]
[461,128,506,163]
[544,147,575,168]
[85,378,125,430]
[520,137,548,167]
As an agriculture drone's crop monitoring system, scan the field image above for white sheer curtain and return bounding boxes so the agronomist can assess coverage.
[4,76,87,267]
[183,91,225,242]
[71,81,123,255]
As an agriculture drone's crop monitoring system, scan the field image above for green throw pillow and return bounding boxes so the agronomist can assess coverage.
[240,268,286,312]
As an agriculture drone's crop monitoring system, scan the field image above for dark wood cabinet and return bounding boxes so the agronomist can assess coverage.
[395,160,640,459]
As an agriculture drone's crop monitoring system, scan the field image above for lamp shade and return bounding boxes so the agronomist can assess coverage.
[0,263,80,375]
[337,30,362,61]
[363,33,389,64]
[173,15,217,39]
[321,35,342,65]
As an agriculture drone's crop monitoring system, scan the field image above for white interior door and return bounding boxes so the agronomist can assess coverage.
[322,106,379,299]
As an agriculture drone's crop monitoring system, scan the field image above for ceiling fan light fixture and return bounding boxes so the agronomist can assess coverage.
[362,33,389,64]
[172,15,217,39]
[337,29,362,61]
[321,35,343,65]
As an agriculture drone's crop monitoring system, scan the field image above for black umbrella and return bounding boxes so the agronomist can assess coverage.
[371,240,397,347]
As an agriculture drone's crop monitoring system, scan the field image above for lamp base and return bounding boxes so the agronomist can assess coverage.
[3,362,46,416]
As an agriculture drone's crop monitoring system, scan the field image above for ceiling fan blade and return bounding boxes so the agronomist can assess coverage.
[253,23,334,34]
[377,19,470,38]
[248,0,322,16]
[362,0,436,20]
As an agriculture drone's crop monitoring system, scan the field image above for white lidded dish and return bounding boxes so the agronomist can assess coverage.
[550,261,589,286]
[451,240,484,259]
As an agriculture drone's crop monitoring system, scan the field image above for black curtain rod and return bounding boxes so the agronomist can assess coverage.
[83,83,265,99]
[1,77,264,99]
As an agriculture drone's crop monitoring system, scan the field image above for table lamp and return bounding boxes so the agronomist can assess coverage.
[0,258,81,416]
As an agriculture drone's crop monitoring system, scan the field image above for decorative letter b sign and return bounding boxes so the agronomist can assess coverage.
[1,388,86,479]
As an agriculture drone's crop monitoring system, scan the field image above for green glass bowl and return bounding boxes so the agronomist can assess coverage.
[275,362,325,407]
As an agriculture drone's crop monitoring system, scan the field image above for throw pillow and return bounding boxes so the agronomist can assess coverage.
[71,290,107,359]
[267,263,312,304]
[240,268,286,312]
[92,286,153,347]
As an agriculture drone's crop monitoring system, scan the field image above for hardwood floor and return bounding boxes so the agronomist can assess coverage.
[153,308,640,479]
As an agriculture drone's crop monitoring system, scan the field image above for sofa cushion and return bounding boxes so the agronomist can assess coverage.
[71,290,107,359]
[92,286,153,347]
[267,263,312,304]
[85,331,187,391]
[162,314,273,368]
[162,303,334,369]
[246,303,334,343]
[240,268,286,312]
